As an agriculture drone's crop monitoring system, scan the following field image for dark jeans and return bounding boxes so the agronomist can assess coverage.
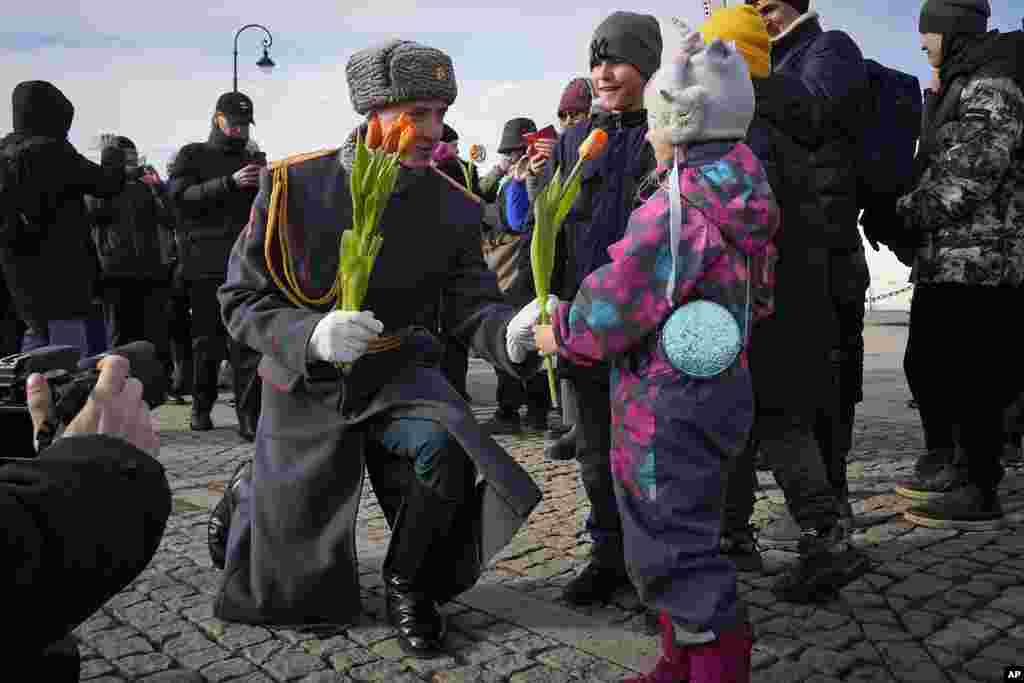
[569,364,624,570]
[366,415,473,503]
[906,284,1020,493]
[102,277,170,364]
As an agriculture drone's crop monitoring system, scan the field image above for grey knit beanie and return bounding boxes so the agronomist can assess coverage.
[590,12,663,81]
[919,0,990,34]
[346,39,457,115]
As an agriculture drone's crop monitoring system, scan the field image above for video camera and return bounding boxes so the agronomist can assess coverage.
[0,341,167,458]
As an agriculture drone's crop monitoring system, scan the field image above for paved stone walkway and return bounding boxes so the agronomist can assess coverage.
[74,342,1024,682]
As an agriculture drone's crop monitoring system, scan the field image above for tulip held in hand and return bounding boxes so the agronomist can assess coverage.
[530,127,609,406]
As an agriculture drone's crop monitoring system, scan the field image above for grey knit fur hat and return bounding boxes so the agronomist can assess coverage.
[346,39,458,115]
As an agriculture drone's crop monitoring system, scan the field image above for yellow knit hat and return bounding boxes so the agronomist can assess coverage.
[699,5,771,79]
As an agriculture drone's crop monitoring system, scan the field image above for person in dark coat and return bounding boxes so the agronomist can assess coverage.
[0,80,125,357]
[85,136,176,373]
[6,354,170,681]
[431,123,503,404]
[479,117,552,434]
[702,5,871,603]
[747,0,870,556]
[525,11,661,607]
[0,272,25,358]
[212,39,545,658]
[894,1,1023,528]
[167,92,264,439]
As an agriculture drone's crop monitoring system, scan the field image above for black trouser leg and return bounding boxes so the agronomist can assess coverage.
[440,337,470,401]
[815,401,855,503]
[723,437,758,534]
[188,278,227,414]
[760,414,840,531]
[904,290,957,453]
[571,366,624,570]
[496,367,525,413]
[229,336,262,433]
[524,370,552,417]
[912,284,1021,496]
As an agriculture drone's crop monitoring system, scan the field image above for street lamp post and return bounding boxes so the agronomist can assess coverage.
[233,24,275,92]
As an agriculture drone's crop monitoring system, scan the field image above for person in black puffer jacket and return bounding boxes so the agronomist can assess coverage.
[86,135,177,374]
[749,0,871,549]
[167,92,263,438]
[0,80,125,357]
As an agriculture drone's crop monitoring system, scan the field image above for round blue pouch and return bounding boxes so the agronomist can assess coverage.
[660,300,742,378]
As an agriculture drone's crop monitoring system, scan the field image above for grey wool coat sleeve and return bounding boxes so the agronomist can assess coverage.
[217,167,326,383]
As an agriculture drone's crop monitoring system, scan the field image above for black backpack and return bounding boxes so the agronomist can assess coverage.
[0,136,53,247]
[857,60,924,212]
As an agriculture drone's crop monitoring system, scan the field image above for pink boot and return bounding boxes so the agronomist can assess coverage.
[623,611,690,683]
[688,623,754,683]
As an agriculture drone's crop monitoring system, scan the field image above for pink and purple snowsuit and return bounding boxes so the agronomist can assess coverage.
[551,142,779,635]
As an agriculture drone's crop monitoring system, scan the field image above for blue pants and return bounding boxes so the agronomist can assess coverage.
[367,415,472,502]
[616,375,752,636]
[22,318,107,357]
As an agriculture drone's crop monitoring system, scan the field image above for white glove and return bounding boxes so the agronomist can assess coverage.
[506,295,560,363]
[307,310,384,364]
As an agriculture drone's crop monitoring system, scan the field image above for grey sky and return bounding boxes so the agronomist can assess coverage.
[2,1,1020,303]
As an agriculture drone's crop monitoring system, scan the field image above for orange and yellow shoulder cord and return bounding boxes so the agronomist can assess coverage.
[263,150,340,309]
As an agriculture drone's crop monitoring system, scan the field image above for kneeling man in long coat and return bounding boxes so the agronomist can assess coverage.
[212,38,549,657]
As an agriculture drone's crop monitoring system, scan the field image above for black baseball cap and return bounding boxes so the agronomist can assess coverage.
[215,91,255,125]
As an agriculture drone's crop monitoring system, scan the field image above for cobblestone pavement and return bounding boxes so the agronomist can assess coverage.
[74,346,1024,682]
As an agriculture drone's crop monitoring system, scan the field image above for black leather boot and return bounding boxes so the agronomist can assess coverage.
[383,484,459,658]
[208,460,251,569]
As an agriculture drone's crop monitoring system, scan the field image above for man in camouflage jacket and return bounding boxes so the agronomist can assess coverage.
[894,0,1024,529]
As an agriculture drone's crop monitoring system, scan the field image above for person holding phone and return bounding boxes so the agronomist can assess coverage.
[167,92,264,439]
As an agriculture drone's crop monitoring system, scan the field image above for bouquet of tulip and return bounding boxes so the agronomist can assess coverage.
[531,127,609,406]
[339,112,416,314]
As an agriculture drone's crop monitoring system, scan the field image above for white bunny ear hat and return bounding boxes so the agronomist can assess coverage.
[644,17,755,147]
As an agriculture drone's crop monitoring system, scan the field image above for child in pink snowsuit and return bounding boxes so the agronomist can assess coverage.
[535,26,779,683]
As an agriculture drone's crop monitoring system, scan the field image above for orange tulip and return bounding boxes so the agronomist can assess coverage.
[381,120,405,153]
[578,128,609,161]
[365,113,383,150]
[397,122,418,157]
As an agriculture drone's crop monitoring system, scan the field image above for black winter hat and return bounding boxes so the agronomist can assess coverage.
[12,80,73,137]
[215,91,255,125]
[590,11,663,82]
[498,117,537,154]
[919,0,991,35]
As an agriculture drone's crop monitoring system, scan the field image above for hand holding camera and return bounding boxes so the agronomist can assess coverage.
[26,354,159,458]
